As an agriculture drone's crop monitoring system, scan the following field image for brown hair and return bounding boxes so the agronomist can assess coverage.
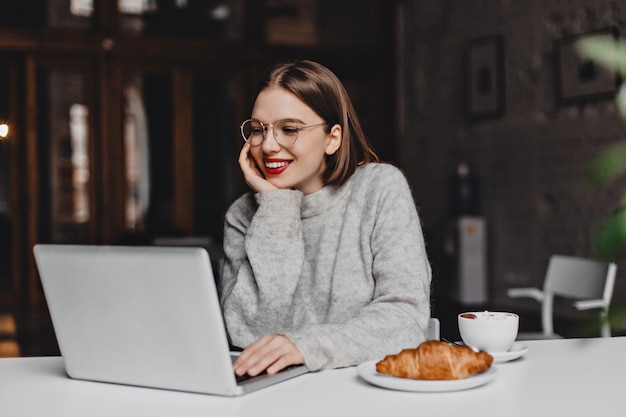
[255,60,378,186]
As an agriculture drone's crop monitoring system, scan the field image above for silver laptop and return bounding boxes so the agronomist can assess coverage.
[33,244,308,396]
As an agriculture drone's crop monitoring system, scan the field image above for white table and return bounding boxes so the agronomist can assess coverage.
[1,337,625,417]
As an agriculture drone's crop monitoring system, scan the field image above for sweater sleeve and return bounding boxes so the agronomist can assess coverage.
[220,189,306,345]
[284,165,432,370]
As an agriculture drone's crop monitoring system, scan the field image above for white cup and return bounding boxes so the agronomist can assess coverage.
[458,311,519,353]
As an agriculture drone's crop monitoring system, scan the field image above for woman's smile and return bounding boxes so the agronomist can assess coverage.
[264,158,292,175]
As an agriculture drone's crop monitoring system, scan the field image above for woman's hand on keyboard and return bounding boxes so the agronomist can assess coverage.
[233,334,304,377]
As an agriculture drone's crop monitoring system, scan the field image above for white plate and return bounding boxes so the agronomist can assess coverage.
[489,342,528,363]
[356,360,496,392]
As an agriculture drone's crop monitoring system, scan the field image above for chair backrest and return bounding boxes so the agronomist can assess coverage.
[543,255,616,302]
[541,255,617,336]
[426,317,440,340]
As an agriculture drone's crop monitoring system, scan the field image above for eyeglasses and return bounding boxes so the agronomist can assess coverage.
[240,119,327,147]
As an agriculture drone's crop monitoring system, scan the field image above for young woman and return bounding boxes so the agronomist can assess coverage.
[220,60,431,378]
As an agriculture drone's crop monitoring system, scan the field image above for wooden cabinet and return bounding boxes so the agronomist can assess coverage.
[0,0,396,356]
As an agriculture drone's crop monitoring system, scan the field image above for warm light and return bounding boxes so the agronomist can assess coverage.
[0,123,8,138]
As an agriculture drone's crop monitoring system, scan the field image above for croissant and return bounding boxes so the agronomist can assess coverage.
[375,340,493,380]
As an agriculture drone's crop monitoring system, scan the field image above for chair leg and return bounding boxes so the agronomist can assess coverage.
[542,294,554,337]
[600,310,611,338]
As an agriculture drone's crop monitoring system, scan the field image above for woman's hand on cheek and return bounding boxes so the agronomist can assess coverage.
[238,143,278,193]
[232,334,304,377]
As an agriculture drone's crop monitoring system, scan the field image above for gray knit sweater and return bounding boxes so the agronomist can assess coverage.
[220,162,432,371]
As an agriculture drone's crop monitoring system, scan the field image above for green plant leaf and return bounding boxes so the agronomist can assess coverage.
[576,36,626,76]
[617,84,626,121]
[593,205,626,260]
[584,141,626,188]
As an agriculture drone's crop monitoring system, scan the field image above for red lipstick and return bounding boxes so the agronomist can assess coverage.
[264,158,291,175]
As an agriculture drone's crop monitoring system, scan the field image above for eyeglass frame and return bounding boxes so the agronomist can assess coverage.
[240,118,328,147]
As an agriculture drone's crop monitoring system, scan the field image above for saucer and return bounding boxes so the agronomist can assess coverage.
[488,342,528,363]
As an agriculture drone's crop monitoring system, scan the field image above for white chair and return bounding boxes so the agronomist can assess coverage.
[507,255,617,339]
[426,317,440,340]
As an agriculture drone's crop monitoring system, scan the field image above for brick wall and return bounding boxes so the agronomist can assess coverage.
[397,0,626,331]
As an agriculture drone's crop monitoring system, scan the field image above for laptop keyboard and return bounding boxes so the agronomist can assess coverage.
[235,371,264,383]
[234,364,303,384]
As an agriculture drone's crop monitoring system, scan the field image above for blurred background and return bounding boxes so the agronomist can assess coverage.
[0,0,625,357]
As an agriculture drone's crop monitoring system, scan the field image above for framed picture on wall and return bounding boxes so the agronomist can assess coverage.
[464,35,506,121]
[554,28,620,105]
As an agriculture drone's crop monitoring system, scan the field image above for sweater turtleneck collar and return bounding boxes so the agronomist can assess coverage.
[300,167,360,218]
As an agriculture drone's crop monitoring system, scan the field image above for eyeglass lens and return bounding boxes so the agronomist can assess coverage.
[241,120,300,147]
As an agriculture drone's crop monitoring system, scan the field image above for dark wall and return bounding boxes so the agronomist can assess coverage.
[397,0,626,328]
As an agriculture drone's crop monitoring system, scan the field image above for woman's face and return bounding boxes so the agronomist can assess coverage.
[249,87,341,195]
